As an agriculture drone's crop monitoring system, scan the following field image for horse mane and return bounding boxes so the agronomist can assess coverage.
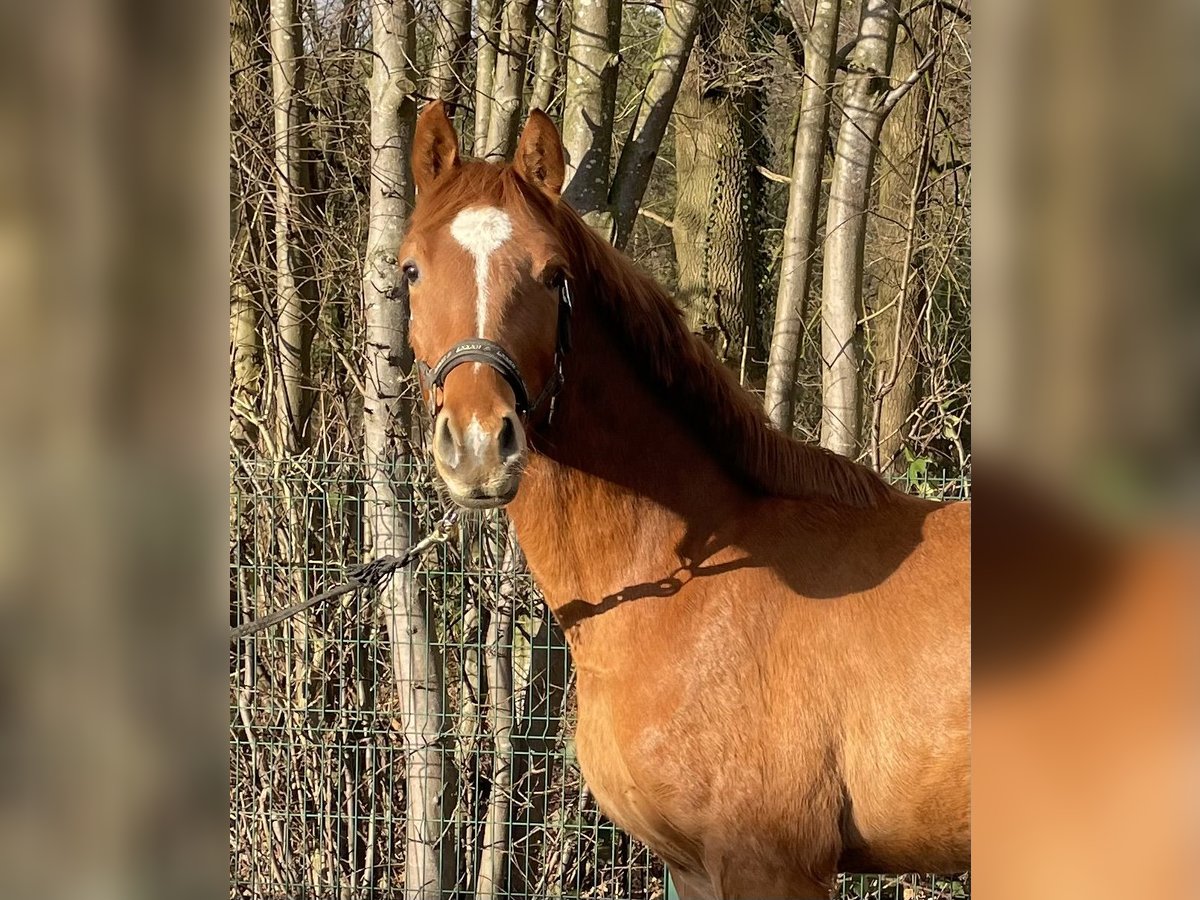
[418,161,892,508]
[547,199,891,509]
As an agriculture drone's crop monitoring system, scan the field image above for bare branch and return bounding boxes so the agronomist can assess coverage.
[882,47,938,114]
[756,164,792,185]
[637,206,675,229]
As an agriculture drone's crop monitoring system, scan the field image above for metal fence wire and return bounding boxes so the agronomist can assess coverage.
[229,456,970,899]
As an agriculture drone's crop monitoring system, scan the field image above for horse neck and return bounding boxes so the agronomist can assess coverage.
[505,302,746,628]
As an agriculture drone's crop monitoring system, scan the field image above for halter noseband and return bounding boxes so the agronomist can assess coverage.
[417,279,573,423]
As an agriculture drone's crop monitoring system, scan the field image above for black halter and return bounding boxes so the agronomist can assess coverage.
[417,279,573,423]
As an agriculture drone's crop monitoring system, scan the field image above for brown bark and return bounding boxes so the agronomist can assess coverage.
[671,3,759,365]
[763,0,841,432]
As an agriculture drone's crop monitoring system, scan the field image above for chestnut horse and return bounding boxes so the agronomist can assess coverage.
[400,102,970,899]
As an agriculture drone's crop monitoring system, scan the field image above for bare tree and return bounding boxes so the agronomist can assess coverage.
[672,1,762,364]
[269,0,317,450]
[474,0,502,156]
[231,0,271,447]
[429,0,471,106]
[867,3,935,473]
[820,0,928,457]
[763,0,841,432]
[476,525,521,895]
[362,4,451,898]
[561,0,622,231]
[529,0,563,114]
[482,0,538,159]
[608,0,703,248]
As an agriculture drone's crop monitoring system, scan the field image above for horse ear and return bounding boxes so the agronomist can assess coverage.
[413,101,460,195]
[514,109,565,197]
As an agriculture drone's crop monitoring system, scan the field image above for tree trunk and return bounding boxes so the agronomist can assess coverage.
[269,0,316,451]
[482,0,537,160]
[451,598,483,881]
[561,0,621,232]
[763,0,841,432]
[506,611,571,893]
[608,0,703,248]
[362,4,451,899]
[819,0,899,458]
[231,0,271,447]
[671,2,759,365]
[867,5,932,474]
[229,250,262,447]
[473,0,501,156]
[529,0,563,115]
[428,0,471,106]
[476,524,520,896]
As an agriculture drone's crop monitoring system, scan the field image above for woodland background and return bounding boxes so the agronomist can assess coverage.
[229,0,971,896]
[230,0,970,475]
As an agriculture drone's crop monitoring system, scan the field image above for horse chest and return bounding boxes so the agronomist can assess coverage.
[573,679,638,801]
[572,676,710,869]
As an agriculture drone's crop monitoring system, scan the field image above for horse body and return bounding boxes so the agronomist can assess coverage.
[402,102,970,899]
[505,318,969,897]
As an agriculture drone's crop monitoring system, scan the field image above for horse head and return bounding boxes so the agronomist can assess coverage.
[402,102,571,509]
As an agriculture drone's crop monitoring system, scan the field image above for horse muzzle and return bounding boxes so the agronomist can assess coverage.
[431,409,526,509]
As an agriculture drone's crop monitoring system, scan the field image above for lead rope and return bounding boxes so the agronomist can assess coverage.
[229,508,459,643]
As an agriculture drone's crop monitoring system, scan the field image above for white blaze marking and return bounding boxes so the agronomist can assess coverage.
[466,415,489,456]
[449,206,513,336]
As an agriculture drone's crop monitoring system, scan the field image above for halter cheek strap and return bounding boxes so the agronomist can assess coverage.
[417,279,573,424]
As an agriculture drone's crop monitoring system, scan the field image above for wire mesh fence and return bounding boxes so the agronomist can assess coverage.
[230,455,969,899]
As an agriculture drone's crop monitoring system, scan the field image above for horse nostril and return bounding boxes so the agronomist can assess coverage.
[435,415,459,466]
[497,414,521,461]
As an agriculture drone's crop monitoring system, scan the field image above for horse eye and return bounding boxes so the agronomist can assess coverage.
[543,267,564,289]
[402,261,419,284]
